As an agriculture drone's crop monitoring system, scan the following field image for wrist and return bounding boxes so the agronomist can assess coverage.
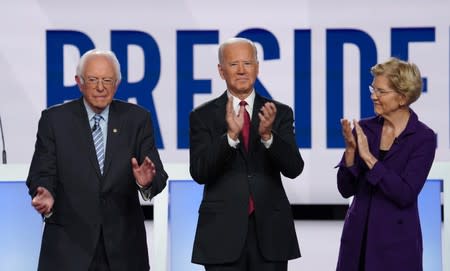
[228,131,239,141]
[261,133,272,141]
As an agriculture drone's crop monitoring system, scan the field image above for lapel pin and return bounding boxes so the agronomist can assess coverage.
[113,128,118,133]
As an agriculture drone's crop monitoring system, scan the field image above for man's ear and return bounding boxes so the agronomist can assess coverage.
[75,75,83,85]
[218,64,225,80]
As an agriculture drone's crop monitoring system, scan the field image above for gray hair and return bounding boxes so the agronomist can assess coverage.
[218,37,258,64]
[76,49,122,82]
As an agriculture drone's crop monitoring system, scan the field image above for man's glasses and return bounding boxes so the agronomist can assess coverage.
[368,85,395,97]
[82,76,116,87]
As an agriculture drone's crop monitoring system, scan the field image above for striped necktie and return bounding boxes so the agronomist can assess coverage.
[92,114,105,174]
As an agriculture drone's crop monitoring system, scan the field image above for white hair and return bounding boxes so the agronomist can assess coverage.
[76,49,122,82]
[218,37,258,64]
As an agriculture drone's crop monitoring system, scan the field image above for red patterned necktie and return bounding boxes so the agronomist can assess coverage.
[239,101,255,214]
[239,101,250,151]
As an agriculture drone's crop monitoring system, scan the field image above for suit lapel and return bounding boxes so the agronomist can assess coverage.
[383,110,417,161]
[73,98,103,179]
[103,101,122,176]
[365,111,417,161]
[214,92,228,135]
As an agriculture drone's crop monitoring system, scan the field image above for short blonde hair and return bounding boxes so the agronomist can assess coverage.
[371,57,422,105]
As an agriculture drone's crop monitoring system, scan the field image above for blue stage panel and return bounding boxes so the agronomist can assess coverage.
[418,179,442,271]
[0,181,42,271]
[169,180,204,271]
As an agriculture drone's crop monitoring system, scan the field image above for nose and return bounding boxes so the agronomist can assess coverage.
[237,63,245,73]
[370,91,378,101]
[96,80,105,91]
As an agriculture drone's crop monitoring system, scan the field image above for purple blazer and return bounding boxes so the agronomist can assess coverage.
[336,110,436,271]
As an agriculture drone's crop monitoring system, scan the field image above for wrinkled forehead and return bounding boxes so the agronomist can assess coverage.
[221,42,257,62]
[83,55,116,76]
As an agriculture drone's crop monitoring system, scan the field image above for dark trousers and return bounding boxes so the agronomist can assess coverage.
[205,214,288,271]
[89,230,111,271]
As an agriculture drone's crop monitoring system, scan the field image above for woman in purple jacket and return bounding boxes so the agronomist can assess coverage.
[336,58,437,271]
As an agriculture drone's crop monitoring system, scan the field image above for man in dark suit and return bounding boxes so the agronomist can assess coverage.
[27,49,168,271]
[189,37,304,271]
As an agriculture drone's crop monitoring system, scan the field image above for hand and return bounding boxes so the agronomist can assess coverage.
[32,187,54,216]
[340,119,356,152]
[353,119,377,168]
[258,102,276,141]
[132,157,156,188]
[226,96,244,140]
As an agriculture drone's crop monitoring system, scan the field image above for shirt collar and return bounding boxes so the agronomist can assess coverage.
[83,99,110,121]
[227,89,255,116]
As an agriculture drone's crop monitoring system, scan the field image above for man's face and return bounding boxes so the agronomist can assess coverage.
[218,42,259,98]
[76,55,119,113]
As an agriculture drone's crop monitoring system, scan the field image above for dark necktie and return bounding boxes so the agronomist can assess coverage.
[239,101,255,214]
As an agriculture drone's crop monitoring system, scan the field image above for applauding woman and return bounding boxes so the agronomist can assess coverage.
[336,58,436,271]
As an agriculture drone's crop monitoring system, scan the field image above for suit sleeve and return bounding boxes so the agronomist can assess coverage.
[265,106,304,179]
[137,112,168,199]
[26,110,58,199]
[336,159,360,198]
[189,110,235,184]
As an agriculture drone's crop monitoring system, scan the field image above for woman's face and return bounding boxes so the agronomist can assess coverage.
[370,75,407,117]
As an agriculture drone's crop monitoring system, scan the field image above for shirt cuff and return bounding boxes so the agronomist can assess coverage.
[260,133,273,148]
[136,182,152,201]
[227,134,240,148]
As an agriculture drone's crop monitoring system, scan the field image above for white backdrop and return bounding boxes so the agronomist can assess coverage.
[0,0,449,204]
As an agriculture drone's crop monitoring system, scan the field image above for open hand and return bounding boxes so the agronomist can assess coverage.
[225,96,244,140]
[258,102,276,141]
[132,156,156,188]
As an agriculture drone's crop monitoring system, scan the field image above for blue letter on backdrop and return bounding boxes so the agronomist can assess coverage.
[177,30,219,148]
[391,27,435,93]
[46,30,94,107]
[294,30,312,148]
[111,31,163,148]
[237,28,279,100]
[326,29,377,148]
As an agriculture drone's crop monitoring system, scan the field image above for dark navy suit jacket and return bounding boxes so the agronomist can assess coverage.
[189,91,304,264]
[27,98,167,271]
[336,110,436,271]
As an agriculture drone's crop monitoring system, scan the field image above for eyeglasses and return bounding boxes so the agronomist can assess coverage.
[368,85,395,97]
[82,76,116,87]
